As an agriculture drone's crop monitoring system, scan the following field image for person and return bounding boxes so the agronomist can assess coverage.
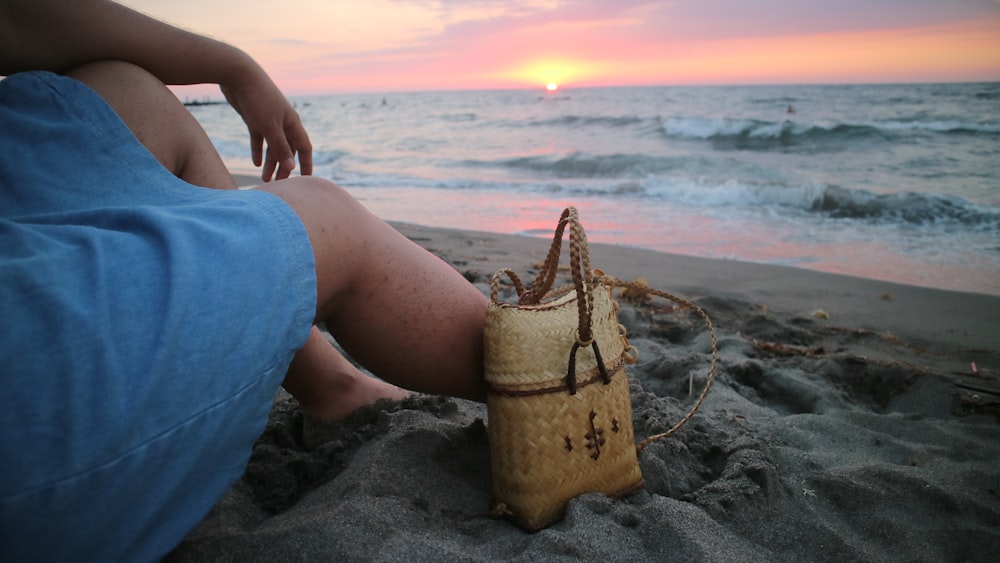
[0,0,488,560]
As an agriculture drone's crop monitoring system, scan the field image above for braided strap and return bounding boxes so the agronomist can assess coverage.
[604,277,718,454]
[488,207,717,452]
[490,208,604,395]
[516,208,595,345]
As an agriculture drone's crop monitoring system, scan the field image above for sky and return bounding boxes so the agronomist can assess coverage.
[122,0,1000,97]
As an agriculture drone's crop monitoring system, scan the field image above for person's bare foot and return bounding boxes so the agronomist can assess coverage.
[300,368,411,422]
[283,327,411,424]
[298,369,411,449]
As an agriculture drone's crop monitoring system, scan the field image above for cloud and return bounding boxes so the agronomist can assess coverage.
[397,1,997,65]
[365,0,999,63]
[658,0,996,38]
[139,0,1000,93]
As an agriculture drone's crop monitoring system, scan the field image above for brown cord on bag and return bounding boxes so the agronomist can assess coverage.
[484,207,718,530]
[518,209,571,305]
[518,208,596,344]
[512,208,610,394]
[489,207,717,453]
[605,277,718,454]
[490,268,526,302]
[567,338,611,395]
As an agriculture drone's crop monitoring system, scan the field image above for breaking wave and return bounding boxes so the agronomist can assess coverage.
[660,116,999,151]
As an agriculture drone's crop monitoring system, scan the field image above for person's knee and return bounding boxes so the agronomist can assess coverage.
[256,177,384,314]
[65,60,175,128]
[66,61,227,184]
[258,177,358,215]
[257,177,364,240]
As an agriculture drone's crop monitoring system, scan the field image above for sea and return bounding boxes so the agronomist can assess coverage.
[187,83,1000,296]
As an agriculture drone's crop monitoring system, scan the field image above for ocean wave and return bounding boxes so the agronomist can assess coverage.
[645,180,999,229]
[661,117,891,150]
[877,120,1000,135]
[659,116,999,151]
[330,159,999,232]
[808,186,1000,228]
[501,111,996,152]
[648,180,1000,229]
[526,114,646,129]
[487,152,684,178]
[642,181,829,210]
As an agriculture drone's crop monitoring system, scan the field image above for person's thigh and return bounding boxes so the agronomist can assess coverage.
[258,177,489,401]
[0,71,316,561]
[0,198,315,560]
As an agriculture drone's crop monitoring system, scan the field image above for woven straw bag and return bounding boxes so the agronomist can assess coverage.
[485,207,717,531]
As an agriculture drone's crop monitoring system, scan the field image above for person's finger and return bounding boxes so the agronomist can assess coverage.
[299,149,313,176]
[289,127,313,176]
[261,124,295,181]
[262,148,278,182]
[250,130,264,167]
[275,156,296,181]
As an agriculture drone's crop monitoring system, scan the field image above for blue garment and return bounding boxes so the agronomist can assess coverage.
[0,72,316,561]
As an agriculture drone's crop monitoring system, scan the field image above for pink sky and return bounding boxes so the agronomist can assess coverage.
[122,0,1000,97]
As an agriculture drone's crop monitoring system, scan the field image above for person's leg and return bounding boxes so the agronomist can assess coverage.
[66,61,424,418]
[259,178,489,402]
[283,327,410,420]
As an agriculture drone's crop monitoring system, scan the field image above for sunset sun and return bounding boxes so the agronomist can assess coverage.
[491,58,601,91]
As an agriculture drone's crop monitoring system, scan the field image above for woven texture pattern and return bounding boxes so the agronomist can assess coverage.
[485,286,625,390]
[485,207,644,531]
[486,286,642,530]
[484,207,716,531]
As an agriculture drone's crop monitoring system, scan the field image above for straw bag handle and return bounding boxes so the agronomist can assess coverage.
[489,207,717,451]
[489,207,606,395]
[488,207,589,307]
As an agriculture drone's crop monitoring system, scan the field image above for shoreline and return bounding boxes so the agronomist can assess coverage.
[232,173,1000,299]
[389,220,1000,357]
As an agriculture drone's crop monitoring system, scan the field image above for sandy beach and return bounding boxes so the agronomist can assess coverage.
[168,188,1000,561]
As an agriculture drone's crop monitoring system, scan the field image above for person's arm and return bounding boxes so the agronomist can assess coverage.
[0,0,312,180]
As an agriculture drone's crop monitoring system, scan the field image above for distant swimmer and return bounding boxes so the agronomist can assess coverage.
[787,104,796,114]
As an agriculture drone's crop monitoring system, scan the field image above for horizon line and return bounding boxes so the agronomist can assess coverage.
[176,78,1000,102]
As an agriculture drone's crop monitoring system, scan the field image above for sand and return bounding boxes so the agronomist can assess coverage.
[167,217,1000,562]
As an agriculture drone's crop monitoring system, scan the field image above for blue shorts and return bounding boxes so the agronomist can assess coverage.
[0,72,316,561]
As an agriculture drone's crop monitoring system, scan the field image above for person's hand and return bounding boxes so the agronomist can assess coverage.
[221,65,313,182]
[1,0,313,182]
